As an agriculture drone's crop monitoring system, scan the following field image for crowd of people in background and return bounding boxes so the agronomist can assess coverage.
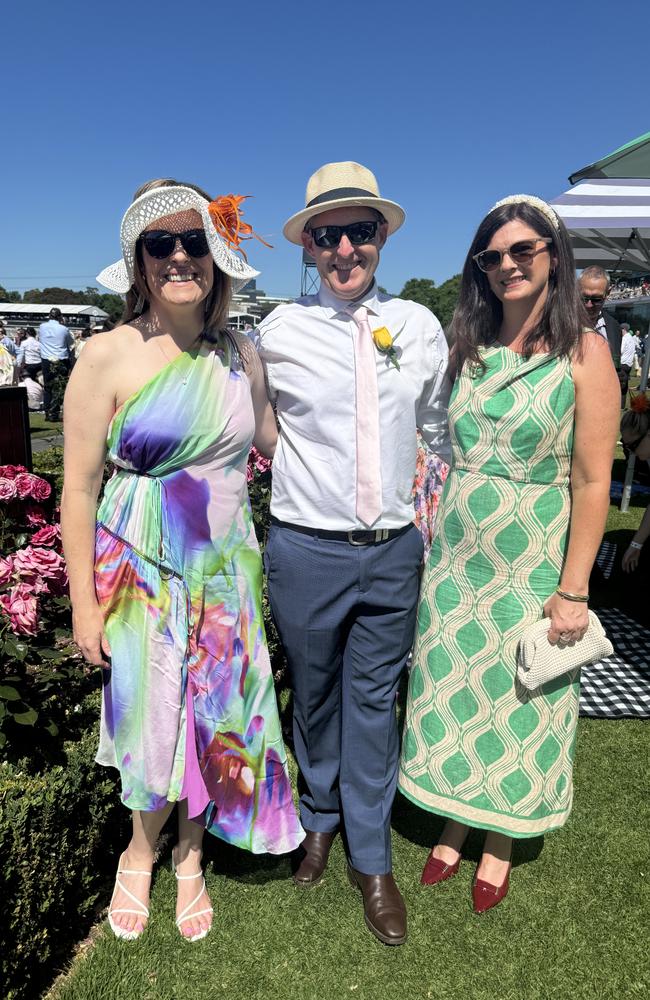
[0,312,111,418]
[608,275,650,300]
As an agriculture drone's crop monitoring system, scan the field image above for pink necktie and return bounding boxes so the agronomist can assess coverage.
[348,305,382,526]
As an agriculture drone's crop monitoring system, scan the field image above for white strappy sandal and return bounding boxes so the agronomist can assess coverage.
[108,852,151,941]
[173,852,213,943]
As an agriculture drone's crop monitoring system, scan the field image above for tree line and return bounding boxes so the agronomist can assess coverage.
[1,275,462,330]
[0,286,124,323]
[398,275,461,331]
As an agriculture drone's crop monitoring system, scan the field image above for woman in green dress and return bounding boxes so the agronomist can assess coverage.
[399,195,619,913]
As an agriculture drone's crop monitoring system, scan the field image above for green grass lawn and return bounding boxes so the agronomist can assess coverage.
[45,463,650,1000]
[29,412,63,438]
[46,718,648,1000]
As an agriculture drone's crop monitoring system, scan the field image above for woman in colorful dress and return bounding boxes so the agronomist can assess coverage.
[62,179,303,942]
[413,430,450,563]
[399,195,619,912]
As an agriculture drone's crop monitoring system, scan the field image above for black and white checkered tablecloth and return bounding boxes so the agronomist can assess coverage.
[580,608,650,718]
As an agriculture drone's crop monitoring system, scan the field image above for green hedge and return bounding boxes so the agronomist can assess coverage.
[0,723,129,1000]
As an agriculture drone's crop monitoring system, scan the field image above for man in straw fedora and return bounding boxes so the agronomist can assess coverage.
[257,161,450,945]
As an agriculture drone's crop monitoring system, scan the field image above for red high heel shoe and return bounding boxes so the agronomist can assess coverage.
[472,862,512,914]
[421,850,461,886]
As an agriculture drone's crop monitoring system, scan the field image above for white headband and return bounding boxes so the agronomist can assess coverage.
[491,194,560,232]
[96,185,260,294]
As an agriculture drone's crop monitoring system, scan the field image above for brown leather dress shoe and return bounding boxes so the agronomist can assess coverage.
[292,831,337,887]
[347,866,407,945]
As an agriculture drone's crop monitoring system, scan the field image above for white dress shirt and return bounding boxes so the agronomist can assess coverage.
[620,331,636,367]
[594,315,608,342]
[258,282,450,531]
[17,335,41,366]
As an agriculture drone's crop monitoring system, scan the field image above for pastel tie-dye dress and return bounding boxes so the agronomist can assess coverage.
[94,339,303,855]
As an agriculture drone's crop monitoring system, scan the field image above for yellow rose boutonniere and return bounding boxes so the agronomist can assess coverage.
[372,327,400,370]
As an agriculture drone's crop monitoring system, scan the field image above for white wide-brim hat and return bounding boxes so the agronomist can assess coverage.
[97,185,260,294]
[283,161,406,245]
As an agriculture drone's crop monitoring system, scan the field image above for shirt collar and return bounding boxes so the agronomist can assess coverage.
[317,281,381,318]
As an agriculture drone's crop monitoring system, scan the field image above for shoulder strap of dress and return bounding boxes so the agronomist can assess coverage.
[224,329,262,381]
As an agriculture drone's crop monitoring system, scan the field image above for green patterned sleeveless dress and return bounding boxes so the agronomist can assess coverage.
[399,344,581,837]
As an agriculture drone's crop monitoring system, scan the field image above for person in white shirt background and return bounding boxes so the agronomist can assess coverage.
[257,161,450,947]
[619,323,637,407]
[16,326,42,380]
[38,307,74,421]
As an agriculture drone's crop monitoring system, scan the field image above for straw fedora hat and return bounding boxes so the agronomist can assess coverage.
[283,161,406,245]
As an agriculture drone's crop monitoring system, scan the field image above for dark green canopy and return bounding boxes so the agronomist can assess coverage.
[569,131,650,183]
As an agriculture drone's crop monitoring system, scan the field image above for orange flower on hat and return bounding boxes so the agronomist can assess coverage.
[208,195,272,260]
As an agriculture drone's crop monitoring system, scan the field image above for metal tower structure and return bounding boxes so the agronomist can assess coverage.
[301,249,319,297]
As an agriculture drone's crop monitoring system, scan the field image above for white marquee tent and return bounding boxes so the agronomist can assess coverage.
[550,178,650,274]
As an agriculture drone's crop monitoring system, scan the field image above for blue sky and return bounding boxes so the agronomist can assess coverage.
[3,0,649,299]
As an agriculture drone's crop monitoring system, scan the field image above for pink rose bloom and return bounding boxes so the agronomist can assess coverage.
[247,447,272,481]
[0,464,26,480]
[29,475,52,501]
[14,472,34,499]
[25,504,47,526]
[31,524,61,548]
[13,545,66,583]
[0,556,14,588]
[0,582,39,636]
[0,478,17,501]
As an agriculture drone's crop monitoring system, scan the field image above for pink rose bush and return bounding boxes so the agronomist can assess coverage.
[0,583,38,636]
[246,446,272,484]
[30,476,53,501]
[30,523,61,547]
[25,504,47,527]
[0,556,14,588]
[0,464,22,479]
[0,464,66,637]
[0,459,94,762]
[0,465,52,502]
[14,473,35,499]
[0,478,17,501]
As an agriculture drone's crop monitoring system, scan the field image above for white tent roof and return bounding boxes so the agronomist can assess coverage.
[550,179,650,274]
[0,303,109,317]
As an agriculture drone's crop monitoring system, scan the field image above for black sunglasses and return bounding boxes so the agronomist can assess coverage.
[140,228,210,260]
[581,294,605,306]
[308,220,379,249]
[473,238,552,273]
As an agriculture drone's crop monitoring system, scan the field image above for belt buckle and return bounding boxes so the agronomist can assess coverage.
[347,528,389,546]
[347,530,371,546]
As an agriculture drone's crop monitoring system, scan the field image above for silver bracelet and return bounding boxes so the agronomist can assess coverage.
[629,541,644,551]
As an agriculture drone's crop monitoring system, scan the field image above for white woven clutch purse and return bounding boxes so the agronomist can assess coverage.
[516,610,613,691]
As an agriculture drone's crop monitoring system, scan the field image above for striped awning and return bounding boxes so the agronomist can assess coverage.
[550,179,650,274]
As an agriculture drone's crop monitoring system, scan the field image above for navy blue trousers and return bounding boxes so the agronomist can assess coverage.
[265,523,423,874]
